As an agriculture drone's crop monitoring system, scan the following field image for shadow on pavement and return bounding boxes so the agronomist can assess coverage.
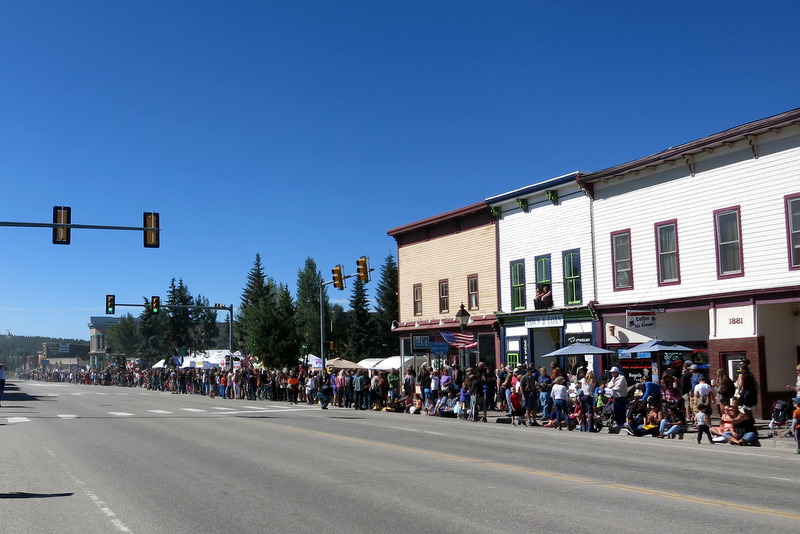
[1,382,51,405]
[0,492,74,500]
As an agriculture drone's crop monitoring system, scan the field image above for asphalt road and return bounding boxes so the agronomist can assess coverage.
[2,380,798,534]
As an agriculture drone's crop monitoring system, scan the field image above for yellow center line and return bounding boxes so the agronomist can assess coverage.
[284,424,800,521]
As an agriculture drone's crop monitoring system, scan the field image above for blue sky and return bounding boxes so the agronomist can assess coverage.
[1,1,798,340]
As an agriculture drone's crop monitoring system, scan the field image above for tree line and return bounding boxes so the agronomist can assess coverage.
[106,254,399,369]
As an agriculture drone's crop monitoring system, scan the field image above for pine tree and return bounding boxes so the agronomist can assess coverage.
[192,294,219,352]
[346,278,377,360]
[296,257,328,358]
[374,254,399,356]
[138,299,168,365]
[238,254,277,365]
[165,278,194,356]
[265,283,299,368]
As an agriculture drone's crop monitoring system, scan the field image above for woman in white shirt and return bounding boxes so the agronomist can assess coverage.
[579,371,597,432]
[550,376,570,430]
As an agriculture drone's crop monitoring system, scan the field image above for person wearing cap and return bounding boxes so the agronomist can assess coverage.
[791,397,800,454]
[608,366,629,431]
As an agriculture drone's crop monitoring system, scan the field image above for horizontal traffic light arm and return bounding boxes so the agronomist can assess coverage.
[0,221,160,232]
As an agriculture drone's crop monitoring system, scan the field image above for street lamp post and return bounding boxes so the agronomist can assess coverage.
[455,303,470,370]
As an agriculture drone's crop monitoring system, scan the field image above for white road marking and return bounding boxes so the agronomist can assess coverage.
[211,406,235,411]
[180,408,206,412]
[7,417,31,423]
[46,449,133,533]
[108,412,134,417]
[148,410,173,414]
[58,414,78,419]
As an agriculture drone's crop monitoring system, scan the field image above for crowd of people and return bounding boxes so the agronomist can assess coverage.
[15,359,800,453]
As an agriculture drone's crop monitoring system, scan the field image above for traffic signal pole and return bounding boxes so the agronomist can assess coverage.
[0,207,160,247]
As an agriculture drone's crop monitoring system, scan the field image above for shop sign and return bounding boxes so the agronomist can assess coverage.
[412,335,430,351]
[617,349,631,359]
[565,332,592,345]
[525,314,564,329]
[636,351,651,359]
[626,310,656,329]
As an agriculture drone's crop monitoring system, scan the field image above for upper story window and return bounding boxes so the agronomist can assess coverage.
[534,255,552,309]
[510,260,526,310]
[413,284,422,316]
[786,193,800,270]
[611,230,633,290]
[714,207,743,278]
[438,279,449,313]
[655,220,680,285]
[467,275,479,310]
[563,249,582,305]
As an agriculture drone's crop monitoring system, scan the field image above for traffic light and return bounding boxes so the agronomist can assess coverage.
[52,206,71,245]
[106,294,115,315]
[151,296,161,313]
[143,212,160,248]
[332,265,344,290]
[329,341,334,352]
[356,256,370,282]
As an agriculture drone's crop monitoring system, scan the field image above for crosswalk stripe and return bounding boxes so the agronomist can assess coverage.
[180,408,206,412]
[58,414,78,419]
[147,410,173,414]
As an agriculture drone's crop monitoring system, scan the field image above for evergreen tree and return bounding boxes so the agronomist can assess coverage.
[192,294,219,352]
[238,254,278,365]
[138,299,168,365]
[165,278,194,356]
[265,283,299,368]
[345,278,377,360]
[296,257,328,358]
[374,254,399,356]
[106,313,142,363]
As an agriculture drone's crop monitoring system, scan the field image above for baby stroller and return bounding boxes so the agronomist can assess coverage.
[767,400,794,438]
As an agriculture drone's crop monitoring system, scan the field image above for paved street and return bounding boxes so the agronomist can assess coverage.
[2,380,799,534]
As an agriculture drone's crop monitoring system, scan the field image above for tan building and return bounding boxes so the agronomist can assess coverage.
[387,202,500,370]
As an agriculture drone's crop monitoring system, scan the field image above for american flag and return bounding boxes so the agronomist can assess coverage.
[440,331,478,349]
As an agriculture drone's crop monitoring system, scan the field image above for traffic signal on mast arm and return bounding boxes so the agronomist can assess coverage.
[332,265,344,290]
[151,296,161,313]
[106,295,116,315]
[143,212,160,248]
[356,256,370,282]
[52,206,71,245]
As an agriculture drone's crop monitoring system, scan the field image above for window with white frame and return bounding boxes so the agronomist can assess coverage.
[655,220,680,284]
[467,275,479,310]
[714,207,743,278]
[510,260,526,310]
[438,279,449,313]
[786,194,800,270]
[413,284,422,316]
[563,249,582,305]
[611,230,633,290]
